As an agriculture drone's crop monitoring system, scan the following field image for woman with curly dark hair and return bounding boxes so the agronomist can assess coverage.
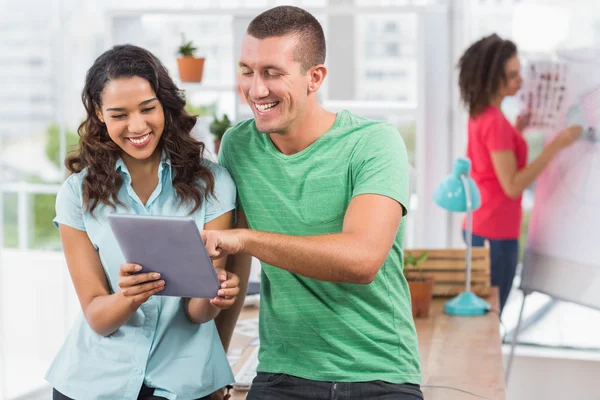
[46,44,238,400]
[458,34,582,313]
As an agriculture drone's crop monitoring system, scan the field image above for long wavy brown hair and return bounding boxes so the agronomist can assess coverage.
[66,44,214,215]
[458,34,517,117]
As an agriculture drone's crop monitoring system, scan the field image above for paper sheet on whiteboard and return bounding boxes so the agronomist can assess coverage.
[519,60,569,132]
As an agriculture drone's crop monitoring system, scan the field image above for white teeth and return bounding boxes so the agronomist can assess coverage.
[129,134,149,144]
[255,102,277,112]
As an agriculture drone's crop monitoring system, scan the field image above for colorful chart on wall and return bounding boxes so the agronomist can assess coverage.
[519,60,569,132]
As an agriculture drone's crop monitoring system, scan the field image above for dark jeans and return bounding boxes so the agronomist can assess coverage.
[463,230,519,313]
[53,384,211,400]
[246,372,423,400]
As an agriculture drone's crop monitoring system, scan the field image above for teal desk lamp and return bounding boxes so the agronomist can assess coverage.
[434,158,491,316]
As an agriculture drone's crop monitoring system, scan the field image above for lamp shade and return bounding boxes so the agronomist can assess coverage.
[433,158,481,212]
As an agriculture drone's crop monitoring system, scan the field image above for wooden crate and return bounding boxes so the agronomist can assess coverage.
[404,248,490,297]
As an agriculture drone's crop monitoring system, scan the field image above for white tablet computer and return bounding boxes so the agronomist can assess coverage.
[107,214,220,299]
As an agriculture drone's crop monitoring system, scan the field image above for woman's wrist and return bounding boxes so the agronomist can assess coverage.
[116,290,142,313]
[186,298,220,324]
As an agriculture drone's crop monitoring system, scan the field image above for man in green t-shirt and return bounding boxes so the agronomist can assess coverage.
[209,5,422,400]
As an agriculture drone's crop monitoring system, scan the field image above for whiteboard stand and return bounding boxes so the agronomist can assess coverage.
[505,288,532,386]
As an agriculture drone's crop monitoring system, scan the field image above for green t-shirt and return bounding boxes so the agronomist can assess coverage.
[218,110,421,384]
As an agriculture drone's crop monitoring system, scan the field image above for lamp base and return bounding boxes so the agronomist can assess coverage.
[444,291,491,316]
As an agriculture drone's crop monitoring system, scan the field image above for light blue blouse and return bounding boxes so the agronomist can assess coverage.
[46,156,236,400]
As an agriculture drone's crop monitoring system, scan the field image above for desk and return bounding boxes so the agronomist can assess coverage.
[228,287,505,400]
[416,287,505,399]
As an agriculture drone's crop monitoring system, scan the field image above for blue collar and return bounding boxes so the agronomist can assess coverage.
[114,151,172,181]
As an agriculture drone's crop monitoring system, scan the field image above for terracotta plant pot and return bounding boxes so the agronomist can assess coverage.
[408,276,434,319]
[177,57,205,83]
[214,139,221,155]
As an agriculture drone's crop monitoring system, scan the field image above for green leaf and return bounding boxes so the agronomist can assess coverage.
[178,34,197,57]
[184,103,215,117]
[209,113,232,140]
[45,123,79,169]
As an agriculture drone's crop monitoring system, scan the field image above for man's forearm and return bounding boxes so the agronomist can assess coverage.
[214,252,252,351]
[239,229,382,284]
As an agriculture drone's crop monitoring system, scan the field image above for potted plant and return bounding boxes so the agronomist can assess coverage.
[404,251,434,319]
[209,113,231,154]
[177,34,205,83]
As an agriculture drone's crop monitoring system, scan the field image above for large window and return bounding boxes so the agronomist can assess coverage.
[108,5,424,232]
[357,14,418,103]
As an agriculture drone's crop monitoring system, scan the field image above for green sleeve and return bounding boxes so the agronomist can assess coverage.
[217,128,232,170]
[350,123,410,216]
[216,128,244,213]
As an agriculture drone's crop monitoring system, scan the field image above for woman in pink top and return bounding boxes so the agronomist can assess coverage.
[457,34,582,313]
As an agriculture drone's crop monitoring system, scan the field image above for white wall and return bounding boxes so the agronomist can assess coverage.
[0,250,79,400]
[414,8,453,248]
[448,0,471,249]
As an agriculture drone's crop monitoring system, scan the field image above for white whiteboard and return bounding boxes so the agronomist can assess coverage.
[521,48,600,309]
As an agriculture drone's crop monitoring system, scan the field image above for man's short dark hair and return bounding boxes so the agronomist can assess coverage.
[247,5,326,72]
